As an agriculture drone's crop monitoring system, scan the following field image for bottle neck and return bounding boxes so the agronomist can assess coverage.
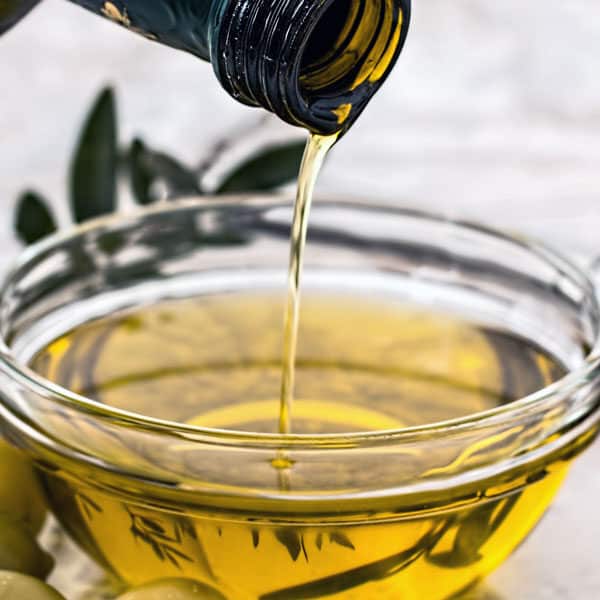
[213,0,411,135]
[2,0,410,136]
[71,1,215,59]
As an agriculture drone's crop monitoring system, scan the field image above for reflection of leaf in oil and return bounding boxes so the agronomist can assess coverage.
[315,532,323,551]
[77,321,120,400]
[128,510,193,569]
[130,526,165,562]
[252,528,260,548]
[77,492,103,520]
[162,544,194,568]
[301,537,309,562]
[330,532,355,550]
[275,529,302,562]
[175,518,198,541]
[428,494,520,569]
[262,520,452,599]
[141,516,166,535]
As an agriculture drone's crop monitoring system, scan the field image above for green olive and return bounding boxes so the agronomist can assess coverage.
[0,516,54,579]
[0,440,47,533]
[0,571,65,600]
[117,578,228,600]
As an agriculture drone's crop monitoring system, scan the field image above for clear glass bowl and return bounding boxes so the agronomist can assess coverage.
[0,197,599,599]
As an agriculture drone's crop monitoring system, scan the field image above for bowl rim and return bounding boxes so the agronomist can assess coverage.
[1,194,599,450]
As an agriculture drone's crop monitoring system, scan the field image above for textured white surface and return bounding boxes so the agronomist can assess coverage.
[3,1,600,254]
[3,1,600,598]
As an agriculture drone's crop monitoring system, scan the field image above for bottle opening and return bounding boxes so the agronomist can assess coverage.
[298,0,407,130]
[300,0,393,98]
[215,0,410,135]
[300,0,353,74]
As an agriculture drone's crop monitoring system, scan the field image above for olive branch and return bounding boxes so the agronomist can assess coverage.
[14,86,306,246]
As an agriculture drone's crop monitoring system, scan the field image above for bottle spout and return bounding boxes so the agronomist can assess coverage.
[213,0,411,136]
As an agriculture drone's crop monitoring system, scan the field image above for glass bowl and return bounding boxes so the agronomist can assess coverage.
[0,197,599,600]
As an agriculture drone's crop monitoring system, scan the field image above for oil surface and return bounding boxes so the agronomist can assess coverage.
[29,293,580,599]
[31,293,564,433]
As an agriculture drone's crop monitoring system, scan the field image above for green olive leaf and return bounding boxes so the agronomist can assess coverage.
[216,141,306,194]
[14,191,57,245]
[129,139,155,205]
[97,230,128,256]
[69,87,118,223]
[129,138,200,203]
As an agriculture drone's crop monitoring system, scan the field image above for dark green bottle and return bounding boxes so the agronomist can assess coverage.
[1,0,410,134]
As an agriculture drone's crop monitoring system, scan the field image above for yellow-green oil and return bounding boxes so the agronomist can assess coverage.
[29,293,584,599]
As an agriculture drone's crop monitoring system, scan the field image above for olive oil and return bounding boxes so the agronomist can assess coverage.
[29,292,584,599]
[279,134,337,434]
[33,293,566,433]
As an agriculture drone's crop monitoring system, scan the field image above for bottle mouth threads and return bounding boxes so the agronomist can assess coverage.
[214,0,411,135]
